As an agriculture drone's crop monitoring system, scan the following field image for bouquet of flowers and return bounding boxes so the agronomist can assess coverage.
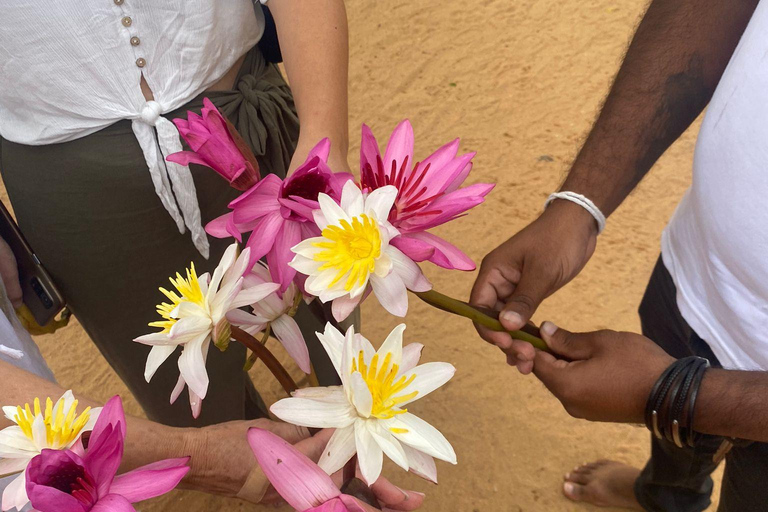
[0,100,546,511]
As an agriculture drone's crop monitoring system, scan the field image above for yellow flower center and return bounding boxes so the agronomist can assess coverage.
[351,350,418,421]
[15,397,92,448]
[312,214,382,291]
[149,263,206,332]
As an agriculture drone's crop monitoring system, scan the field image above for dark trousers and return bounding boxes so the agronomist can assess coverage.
[635,257,768,511]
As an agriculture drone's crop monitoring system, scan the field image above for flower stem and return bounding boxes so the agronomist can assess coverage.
[243,324,272,372]
[231,325,298,394]
[412,289,550,352]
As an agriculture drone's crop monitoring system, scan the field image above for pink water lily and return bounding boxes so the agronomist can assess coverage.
[247,428,371,512]
[359,120,494,271]
[25,396,189,512]
[206,139,353,290]
[167,97,260,191]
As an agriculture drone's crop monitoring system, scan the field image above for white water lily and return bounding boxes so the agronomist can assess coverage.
[289,181,431,322]
[271,323,456,484]
[0,390,101,511]
[226,261,311,373]
[134,243,279,417]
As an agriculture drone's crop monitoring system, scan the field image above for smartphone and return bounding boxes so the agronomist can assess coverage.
[0,201,65,326]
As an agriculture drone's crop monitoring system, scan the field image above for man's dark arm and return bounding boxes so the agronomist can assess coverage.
[533,325,768,444]
[471,0,760,363]
[564,0,759,215]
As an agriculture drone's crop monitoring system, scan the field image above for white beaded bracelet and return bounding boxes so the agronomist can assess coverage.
[544,191,606,234]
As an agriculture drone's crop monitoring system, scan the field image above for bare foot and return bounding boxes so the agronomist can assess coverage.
[562,460,644,510]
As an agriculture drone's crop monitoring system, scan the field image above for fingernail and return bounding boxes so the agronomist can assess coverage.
[564,482,575,495]
[541,321,558,337]
[500,310,523,329]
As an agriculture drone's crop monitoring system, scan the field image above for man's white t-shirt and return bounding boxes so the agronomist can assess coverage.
[662,0,768,370]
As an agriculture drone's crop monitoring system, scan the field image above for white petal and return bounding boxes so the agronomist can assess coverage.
[390,413,456,464]
[168,315,211,343]
[342,183,365,218]
[226,309,266,330]
[315,323,345,376]
[292,386,345,401]
[31,414,47,450]
[133,331,176,346]
[2,471,28,512]
[289,253,323,276]
[317,424,356,475]
[177,334,211,399]
[271,396,357,429]
[0,457,28,478]
[376,324,405,366]
[397,362,456,407]
[144,345,177,382]
[0,428,36,457]
[349,372,373,418]
[208,243,239,302]
[318,192,350,228]
[401,443,438,483]
[387,246,431,292]
[370,422,409,472]
[331,294,361,323]
[231,282,281,309]
[400,343,424,372]
[370,273,408,317]
[272,315,311,374]
[170,374,186,405]
[364,185,398,222]
[355,419,383,485]
[2,406,18,423]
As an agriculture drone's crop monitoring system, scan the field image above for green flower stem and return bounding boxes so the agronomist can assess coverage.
[412,289,551,353]
[243,324,272,372]
[231,325,298,394]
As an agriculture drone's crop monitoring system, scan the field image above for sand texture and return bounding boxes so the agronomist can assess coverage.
[4,0,724,510]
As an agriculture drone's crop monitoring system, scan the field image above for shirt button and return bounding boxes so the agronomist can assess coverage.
[114,0,124,4]
[121,16,132,27]
[130,36,140,46]
[135,58,146,68]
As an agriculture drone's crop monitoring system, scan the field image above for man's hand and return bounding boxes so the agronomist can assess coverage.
[532,322,674,423]
[0,237,23,309]
[470,200,597,374]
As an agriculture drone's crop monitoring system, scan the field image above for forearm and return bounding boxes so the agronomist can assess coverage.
[562,0,757,216]
[268,0,350,162]
[693,368,768,443]
[0,361,190,476]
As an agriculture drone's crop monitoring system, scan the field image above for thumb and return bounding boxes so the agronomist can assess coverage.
[539,321,592,361]
[499,271,550,331]
[294,428,334,462]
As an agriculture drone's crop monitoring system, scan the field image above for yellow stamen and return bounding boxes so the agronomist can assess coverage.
[13,396,92,449]
[352,350,419,420]
[312,214,382,292]
[390,427,409,434]
[148,262,207,332]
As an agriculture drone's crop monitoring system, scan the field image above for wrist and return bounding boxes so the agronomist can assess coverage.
[540,198,600,239]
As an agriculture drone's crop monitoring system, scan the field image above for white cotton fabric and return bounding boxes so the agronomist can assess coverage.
[0,279,55,503]
[662,0,768,370]
[0,1,266,258]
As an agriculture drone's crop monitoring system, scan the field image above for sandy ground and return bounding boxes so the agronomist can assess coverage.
[3,0,726,510]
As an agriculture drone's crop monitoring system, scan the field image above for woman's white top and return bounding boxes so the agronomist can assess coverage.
[0,1,266,258]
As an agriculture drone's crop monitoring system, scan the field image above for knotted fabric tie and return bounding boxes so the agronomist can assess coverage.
[132,100,210,258]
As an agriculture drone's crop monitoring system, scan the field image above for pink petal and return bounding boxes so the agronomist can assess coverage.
[246,428,341,511]
[205,212,242,241]
[420,138,460,177]
[84,424,123,498]
[271,315,311,374]
[419,183,494,229]
[382,120,414,180]
[109,459,189,502]
[90,494,136,512]
[267,219,302,290]
[306,138,331,162]
[230,174,283,210]
[26,451,88,512]
[419,151,475,197]
[244,212,285,269]
[389,236,436,262]
[306,496,368,512]
[444,160,473,193]
[89,396,126,450]
[359,124,381,176]
[405,231,476,271]
[165,151,210,168]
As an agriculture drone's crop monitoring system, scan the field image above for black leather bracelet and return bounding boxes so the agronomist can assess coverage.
[644,356,705,442]
[684,359,710,447]
[663,358,700,445]
[669,357,708,447]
